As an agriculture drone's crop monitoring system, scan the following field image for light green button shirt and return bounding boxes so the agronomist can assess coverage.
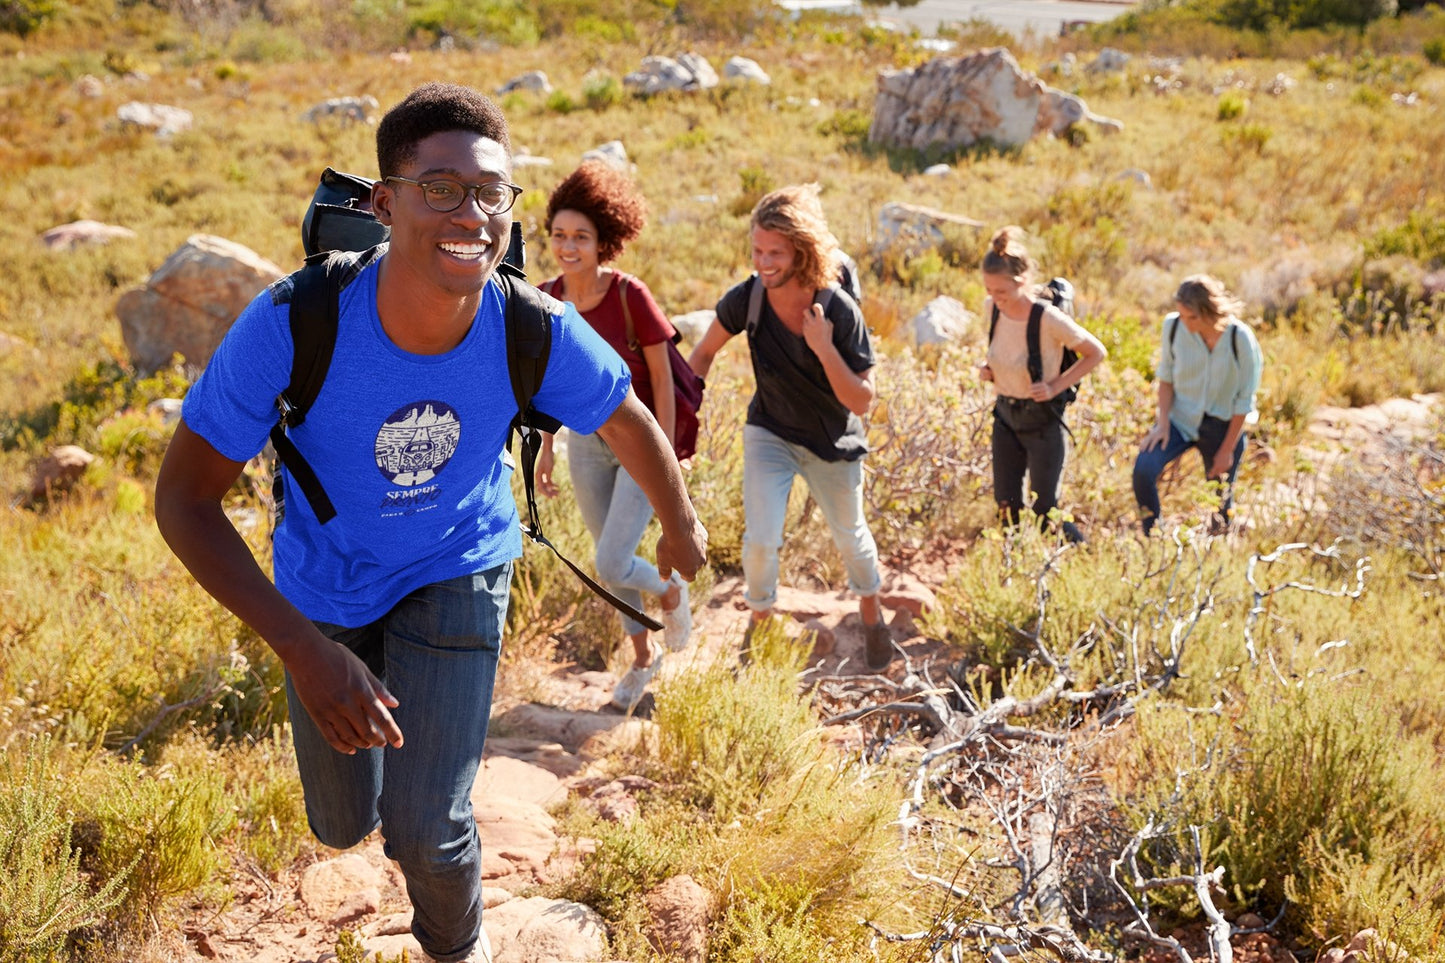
[1157,312,1263,442]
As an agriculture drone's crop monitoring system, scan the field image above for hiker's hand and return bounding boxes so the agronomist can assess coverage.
[288,634,402,755]
[978,362,994,383]
[1141,423,1169,451]
[1028,379,1055,402]
[1209,446,1234,480]
[801,303,833,355]
[536,445,558,498]
[656,517,708,584]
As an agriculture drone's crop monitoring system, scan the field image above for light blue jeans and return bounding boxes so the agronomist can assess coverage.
[285,564,510,963]
[568,430,669,637]
[742,424,882,612]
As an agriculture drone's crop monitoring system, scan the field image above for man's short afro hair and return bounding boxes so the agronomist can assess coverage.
[376,82,511,178]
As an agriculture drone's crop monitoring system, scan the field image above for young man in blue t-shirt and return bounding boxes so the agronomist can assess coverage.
[155,83,706,963]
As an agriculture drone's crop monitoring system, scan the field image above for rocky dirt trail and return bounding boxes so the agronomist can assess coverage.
[182,572,938,963]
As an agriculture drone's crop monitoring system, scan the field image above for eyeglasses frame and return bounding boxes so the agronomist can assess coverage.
[382,175,524,215]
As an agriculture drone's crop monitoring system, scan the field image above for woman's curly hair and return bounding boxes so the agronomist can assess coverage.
[545,161,647,264]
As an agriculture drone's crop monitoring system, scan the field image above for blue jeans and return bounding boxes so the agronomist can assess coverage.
[1132,416,1246,534]
[568,430,669,637]
[741,424,882,612]
[285,564,510,963]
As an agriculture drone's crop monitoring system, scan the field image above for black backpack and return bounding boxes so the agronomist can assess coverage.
[272,167,662,630]
[988,277,1081,407]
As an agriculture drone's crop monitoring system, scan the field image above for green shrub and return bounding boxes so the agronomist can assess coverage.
[1217,89,1249,120]
[1425,37,1445,65]
[545,88,577,114]
[582,71,622,111]
[0,739,129,959]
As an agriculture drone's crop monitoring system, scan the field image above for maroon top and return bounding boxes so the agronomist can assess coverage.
[542,272,676,415]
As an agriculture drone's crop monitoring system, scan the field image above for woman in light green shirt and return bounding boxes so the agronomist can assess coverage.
[1133,275,1263,535]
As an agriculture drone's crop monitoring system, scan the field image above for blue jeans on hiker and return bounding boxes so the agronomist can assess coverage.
[568,429,669,637]
[741,424,882,612]
[285,564,510,963]
[1132,415,1247,535]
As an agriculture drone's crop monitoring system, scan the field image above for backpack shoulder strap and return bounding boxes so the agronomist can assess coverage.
[745,273,764,338]
[989,303,999,344]
[1026,300,1046,384]
[270,249,366,525]
[1231,322,1239,362]
[814,284,836,317]
[614,271,639,352]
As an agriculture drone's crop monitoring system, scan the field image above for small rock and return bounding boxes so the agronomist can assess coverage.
[645,874,712,963]
[26,446,94,505]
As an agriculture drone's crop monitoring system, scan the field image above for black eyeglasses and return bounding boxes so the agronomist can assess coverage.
[384,176,524,215]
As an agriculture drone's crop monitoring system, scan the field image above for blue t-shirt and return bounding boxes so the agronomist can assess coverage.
[182,254,631,626]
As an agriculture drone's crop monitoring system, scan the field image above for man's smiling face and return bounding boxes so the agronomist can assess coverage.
[373,129,513,299]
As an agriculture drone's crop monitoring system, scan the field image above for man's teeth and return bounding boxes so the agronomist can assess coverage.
[441,242,486,257]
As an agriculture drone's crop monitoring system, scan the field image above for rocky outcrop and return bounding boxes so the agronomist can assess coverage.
[869,47,1122,152]
[115,234,284,374]
[909,296,976,347]
[117,101,193,137]
[24,446,94,505]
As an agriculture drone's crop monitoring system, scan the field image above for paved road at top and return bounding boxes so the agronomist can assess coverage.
[866,0,1135,38]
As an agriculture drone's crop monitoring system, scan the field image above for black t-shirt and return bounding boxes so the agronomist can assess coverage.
[716,276,875,462]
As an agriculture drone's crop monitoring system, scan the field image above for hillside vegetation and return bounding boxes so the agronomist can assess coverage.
[2,1,1445,960]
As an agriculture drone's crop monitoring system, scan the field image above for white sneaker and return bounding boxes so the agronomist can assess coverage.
[422,927,493,963]
[661,576,693,652]
[611,648,664,710]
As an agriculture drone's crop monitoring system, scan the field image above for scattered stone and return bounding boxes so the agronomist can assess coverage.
[873,201,983,258]
[909,295,975,347]
[329,888,381,926]
[301,95,378,125]
[76,74,104,97]
[299,854,385,922]
[582,139,629,171]
[115,233,284,374]
[485,896,609,963]
[724,56,770,85]
[117,101,193,136]
[1234,911,1266,929]
[645,875,712,963]
[148,397,184,426]
[1087,47,1131,74]
[389,49,412,65]
[921,162,951,176]
[25,446,95,505]
[671,309,715,346]
[623,53,718,95]
[39,219,137,251]
[477,755,567,807]
[498,70,551,95]
[512,148,553,168]
[879,569,938,617]
[1116,168,1152,189]
[801,618,836,656]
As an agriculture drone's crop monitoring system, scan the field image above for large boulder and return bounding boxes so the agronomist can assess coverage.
[117,101,193,137]
[869,47,1121,152]
[115,234,284,374]
[623,53,718,95]
[873,201,983,258]
[909,296,976,347]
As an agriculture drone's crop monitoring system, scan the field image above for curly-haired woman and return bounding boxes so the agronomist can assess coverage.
[537,161,692,711]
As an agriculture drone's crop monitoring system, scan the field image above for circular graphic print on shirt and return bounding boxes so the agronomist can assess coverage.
[375,401,461,487]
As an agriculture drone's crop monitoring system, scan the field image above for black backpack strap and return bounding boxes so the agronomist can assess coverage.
[745,273,764,338]
[815,284,836,317]
[497,265,663,633]
[1026,301,1046,385]
[270,251,356,524]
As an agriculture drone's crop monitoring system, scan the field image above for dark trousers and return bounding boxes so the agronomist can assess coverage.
[1132,415,1246,534]
[992,397,1070,531]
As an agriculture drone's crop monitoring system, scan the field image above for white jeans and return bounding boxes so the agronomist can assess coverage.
[568,430,669,636]
[741,424,882,611]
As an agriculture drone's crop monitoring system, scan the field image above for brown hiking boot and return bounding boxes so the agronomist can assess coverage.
[864,621,894,671]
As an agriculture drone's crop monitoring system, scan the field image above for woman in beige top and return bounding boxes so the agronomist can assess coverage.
[978,226,1106,542]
